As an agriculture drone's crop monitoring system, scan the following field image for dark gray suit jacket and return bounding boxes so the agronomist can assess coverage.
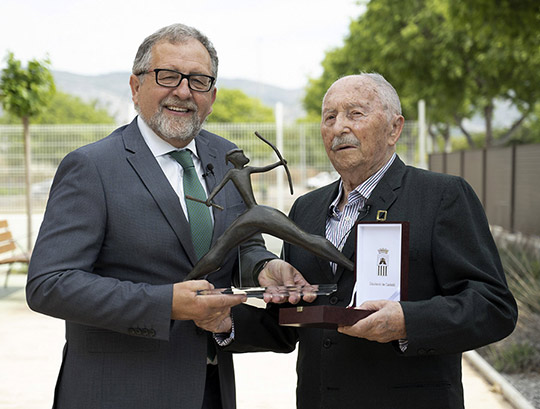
[230,156,518,409]
[26,119,272,409]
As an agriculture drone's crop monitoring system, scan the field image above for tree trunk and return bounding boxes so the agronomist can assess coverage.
[22,116,33,252]
[484,102,494,147]
[455,116,475,148]
[443,125,452,153]
[494,109,532,146]
[428,125,439,153]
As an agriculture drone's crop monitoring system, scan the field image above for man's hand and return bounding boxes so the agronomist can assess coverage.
[171,280,246,333]
[337,300,407,343]
[258,259,316,304]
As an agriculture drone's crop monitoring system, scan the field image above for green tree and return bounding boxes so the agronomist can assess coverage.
[446,0,540,147]
[303,0,540,149]
[34,91,113,124]
[0,91,115,124]
[208,88,274,123]
[505,103,540,145]
[0,52,55,251]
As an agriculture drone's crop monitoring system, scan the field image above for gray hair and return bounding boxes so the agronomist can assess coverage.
[325,73,402,118]
[132,23,219,78]
[362,73,402,116]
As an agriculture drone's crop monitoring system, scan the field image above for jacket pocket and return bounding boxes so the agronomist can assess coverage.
[86,329,159,353]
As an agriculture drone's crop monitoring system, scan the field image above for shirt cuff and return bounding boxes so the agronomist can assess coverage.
[255,258,275,275]
[213,313,235,347]
[398,338,408,352]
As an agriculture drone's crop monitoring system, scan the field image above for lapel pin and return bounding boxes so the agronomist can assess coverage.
[376,210,387,221]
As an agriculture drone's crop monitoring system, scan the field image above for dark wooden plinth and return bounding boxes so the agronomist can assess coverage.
[279,305,374,329]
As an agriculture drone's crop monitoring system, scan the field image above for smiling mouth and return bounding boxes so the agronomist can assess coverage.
[166,105,191,113]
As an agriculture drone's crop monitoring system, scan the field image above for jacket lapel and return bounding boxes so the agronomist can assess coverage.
[122,119,199,265]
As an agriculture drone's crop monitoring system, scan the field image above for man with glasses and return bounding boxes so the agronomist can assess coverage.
[26,23,304,409]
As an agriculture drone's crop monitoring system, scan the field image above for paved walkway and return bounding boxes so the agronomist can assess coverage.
[0,274,515,409]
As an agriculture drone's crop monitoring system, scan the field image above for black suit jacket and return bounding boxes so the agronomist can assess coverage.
[231,156,517,409]
[26,119,273,409]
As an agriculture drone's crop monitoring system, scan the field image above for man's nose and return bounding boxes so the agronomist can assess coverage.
[171,78,192,98]
[335,112,352,132]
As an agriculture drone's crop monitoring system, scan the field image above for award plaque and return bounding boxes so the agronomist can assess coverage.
[351,221,409,307]
[279,220,409,328]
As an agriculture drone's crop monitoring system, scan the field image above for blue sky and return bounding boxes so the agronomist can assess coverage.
[1,0,365,89]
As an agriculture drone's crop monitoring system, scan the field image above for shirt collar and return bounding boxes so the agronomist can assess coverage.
[137,116,200,158]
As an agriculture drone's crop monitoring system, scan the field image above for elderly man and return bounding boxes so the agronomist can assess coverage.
[26,23,305,409]
[230,73,518,409]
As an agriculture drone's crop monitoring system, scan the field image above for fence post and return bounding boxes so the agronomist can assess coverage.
[299,125,307,188]
[417,99,427,169]
[482,148,487,208]
[510,145,517,233]
[275,102,284,211]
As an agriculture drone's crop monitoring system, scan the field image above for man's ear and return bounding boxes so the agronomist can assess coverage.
[129,74,141,106]
[207,86,217,116]
[388,115,405,146]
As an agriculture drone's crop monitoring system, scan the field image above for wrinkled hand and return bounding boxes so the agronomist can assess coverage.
[194,312,233,334]
[171,280,246,333]
[337,300,406,343]
[258,259,316,304]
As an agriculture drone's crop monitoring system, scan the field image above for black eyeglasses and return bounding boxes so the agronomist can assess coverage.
[138,69,215,92]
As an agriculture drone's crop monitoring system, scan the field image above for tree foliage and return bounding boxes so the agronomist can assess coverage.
[0,51,56,251]
[0,51,55,119]
[303,0,540,149]
[208,88,274,123]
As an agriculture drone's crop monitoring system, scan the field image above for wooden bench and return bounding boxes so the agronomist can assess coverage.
[0,220,30,287]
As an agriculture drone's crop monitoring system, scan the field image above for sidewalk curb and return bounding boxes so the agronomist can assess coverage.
[464,350,535,409]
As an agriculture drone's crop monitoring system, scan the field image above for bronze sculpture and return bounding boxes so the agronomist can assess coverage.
[184,132,354,281]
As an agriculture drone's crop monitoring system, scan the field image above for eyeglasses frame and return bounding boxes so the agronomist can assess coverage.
[137,68,216,92]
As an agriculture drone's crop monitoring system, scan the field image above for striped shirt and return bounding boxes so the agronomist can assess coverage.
[326,153,396,272]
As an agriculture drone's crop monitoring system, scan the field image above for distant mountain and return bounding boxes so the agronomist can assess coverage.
[52,71,306,124]
[52,71,135,124]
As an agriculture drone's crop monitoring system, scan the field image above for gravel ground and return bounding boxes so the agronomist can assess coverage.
[503,372,540,408]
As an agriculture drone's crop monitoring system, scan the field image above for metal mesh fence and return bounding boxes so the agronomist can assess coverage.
[0,121,418,214]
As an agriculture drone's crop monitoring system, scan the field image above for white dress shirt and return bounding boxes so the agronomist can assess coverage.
[137,116,212,222]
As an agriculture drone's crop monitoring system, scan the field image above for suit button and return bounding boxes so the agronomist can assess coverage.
[141,328,149,336]
[418,348,426,355]
[329,296,339,305]
[128,328,136,335]
[323,339,332,349]
[135,328,142,335]
[149,329,156,337]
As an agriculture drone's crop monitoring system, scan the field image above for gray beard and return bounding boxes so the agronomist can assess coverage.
[136,105,202,143]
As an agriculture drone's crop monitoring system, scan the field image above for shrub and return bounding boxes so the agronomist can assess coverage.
[479,230,540,373]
